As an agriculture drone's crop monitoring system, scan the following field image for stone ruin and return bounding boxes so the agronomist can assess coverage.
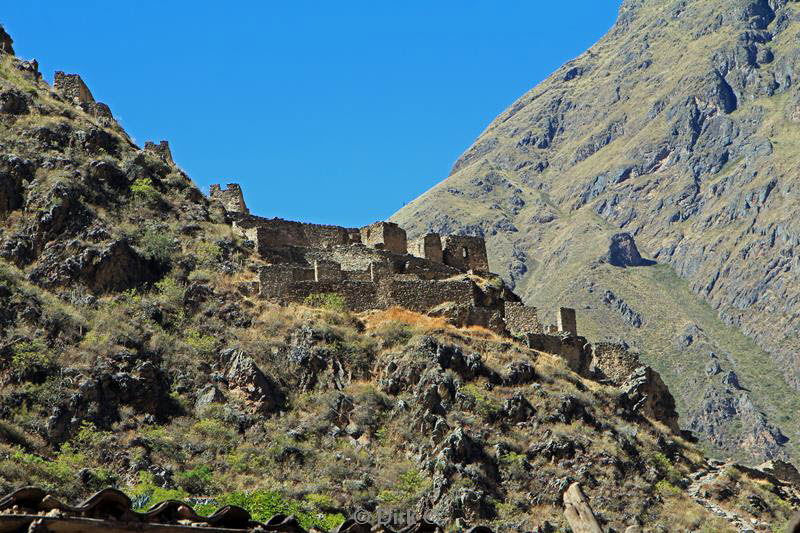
[210,184,678,427]
[0,25,13,56]
[210,183,249,215]
[144,141,175,165]
[208,183,568,335]
[53,71,114,120]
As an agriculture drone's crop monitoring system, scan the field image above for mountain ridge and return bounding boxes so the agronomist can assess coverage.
[393,0,800,463]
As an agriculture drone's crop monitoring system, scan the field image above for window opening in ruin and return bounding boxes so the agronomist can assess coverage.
[462,247,468,259]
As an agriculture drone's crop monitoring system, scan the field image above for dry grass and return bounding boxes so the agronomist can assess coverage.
[361,307,451,333]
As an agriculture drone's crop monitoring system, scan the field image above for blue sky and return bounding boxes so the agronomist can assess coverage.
[6,1,620,227]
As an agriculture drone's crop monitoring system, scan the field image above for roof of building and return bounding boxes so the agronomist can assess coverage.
[0,487,482,533]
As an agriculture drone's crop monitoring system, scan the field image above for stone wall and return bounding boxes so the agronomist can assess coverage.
[284,280,379,312]
[314,260,342,282]
[236,216,351,253]
[557,307,578,336]
[410,233,443,263]
[53,71,116,120]
[211,183,248,214]
[360,221,407,254]
[144,141,175,165]
[378,279,476,312]
[259,269,477,315]
[0,26,14,55]
[505,302,541,336]
[526,333,592,376]
[590,343,641,384]
[259,264,315,298]
[442,236,489,271]
[54,72,95,105]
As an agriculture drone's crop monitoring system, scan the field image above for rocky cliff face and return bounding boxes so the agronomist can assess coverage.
[393,0,800,463]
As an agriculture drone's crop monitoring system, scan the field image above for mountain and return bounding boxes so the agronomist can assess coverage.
[393,0,800,464]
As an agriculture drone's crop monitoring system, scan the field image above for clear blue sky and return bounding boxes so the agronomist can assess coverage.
[6,1,620,227]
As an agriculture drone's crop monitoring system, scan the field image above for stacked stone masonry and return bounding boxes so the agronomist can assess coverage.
[360,221,407,254]
[442,236,490,272]
[211,183,249,215]
[505,302,542,336]
[144,141,175,166]
[0,26,14,55]
[54,72,94,105]
[590,343,641,384]
[215,183,586,339]
[53,71,114,120]
[410,233,443,263]
[557,307,578,336]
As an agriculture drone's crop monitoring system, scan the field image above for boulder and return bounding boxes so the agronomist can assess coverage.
[195,384,225,412]
[225,351,285,415]
[76,240,160,293]
[562,483,602,533]
[0,89,28,114]
[501,392,535,423]
[757,460,800,486]
[504,360,536,385]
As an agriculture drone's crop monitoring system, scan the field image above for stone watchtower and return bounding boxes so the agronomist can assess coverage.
[53,71,114,119]
[210,183,249,215]
[557,307,577,336]
[53,72,95,106]
[442,236,490,272]
[144,141,175,165]
[410,233,443,263]
[360,221,407,254]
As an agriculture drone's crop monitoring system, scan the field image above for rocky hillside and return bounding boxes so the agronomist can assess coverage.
[393,0,800,465]
[1,22,799,532]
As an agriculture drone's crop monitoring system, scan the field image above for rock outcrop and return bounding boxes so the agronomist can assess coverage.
[618,366,680,433]
[605,233,651,267]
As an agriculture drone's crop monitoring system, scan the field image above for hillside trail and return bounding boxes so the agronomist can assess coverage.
[686,459,766,532]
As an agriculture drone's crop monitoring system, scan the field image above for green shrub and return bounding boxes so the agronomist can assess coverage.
[460,383,500,421]
[11,340,56,380]
[374,320,413,347]
[140,227,175,265]
[655,479,682,497]
[131,177,161,204]
[155,277,185,308]
[648,452,682,486]
[304,293,346,312]
[377,469,430,504]
[177,465,214,495]
[130,471,189,509]
[220,490,345,531]
[193,241,222,268]
[185,330,216,356]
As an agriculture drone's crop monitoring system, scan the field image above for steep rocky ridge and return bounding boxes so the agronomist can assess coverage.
[393,0,800,464]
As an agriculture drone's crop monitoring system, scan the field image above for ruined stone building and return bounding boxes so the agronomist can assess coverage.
[53,71,113,120]
[209,183,587,341]
[144,141,175,166]
[0,26,13,56]
[206,182,660,399]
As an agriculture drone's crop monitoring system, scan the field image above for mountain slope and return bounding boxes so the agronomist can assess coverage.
[393,0,800,463]
[1,22,799,532]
